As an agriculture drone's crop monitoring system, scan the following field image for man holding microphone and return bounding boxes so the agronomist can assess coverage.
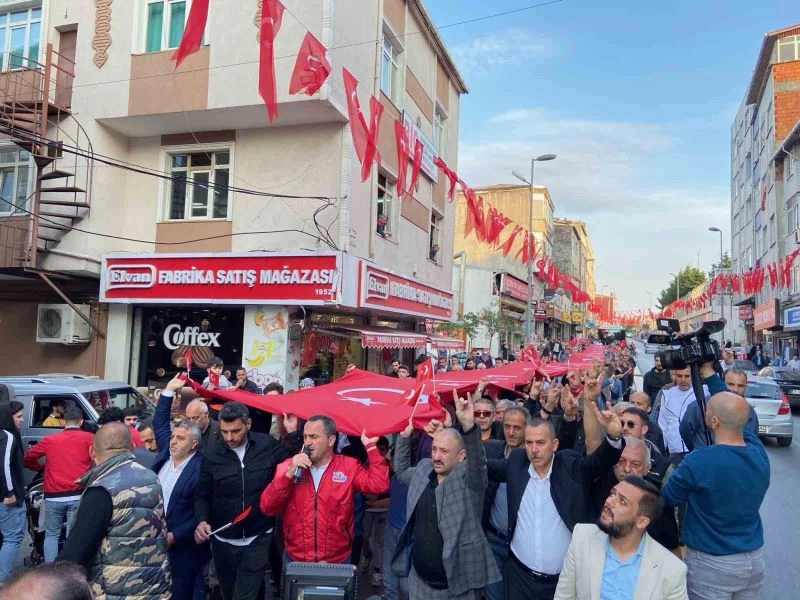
[260,415,390,564]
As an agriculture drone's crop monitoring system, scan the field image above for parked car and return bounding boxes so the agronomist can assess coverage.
[745,376,793,447]
[756,367,800,407]
[731,359,758,374]
[644,332,671,354]
[0,375,155,480]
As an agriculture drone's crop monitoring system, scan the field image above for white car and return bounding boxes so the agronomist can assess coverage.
[644,332,671,354]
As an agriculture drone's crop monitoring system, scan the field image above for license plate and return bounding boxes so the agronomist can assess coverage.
[758,425,768,434]
[791,390,800,395]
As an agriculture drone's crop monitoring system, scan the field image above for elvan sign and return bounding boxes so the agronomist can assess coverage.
[359,263,454,320]
[101,253,342,305]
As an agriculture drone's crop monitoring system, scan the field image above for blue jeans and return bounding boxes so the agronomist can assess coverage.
[382,524,408,600]
[484,528,508,600]
[685,547,765,600]
[0,503,26,583]
[44,498,80,563]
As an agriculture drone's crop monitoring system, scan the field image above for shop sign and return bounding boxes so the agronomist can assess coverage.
[738,307,753,320]
[402,112,439,182]
[100,253,342,304]
[243,306,289,387]
[359,263,454,320]
[163,325,221,350]
[784,306,800,331]
[571,311,584,323]
[754,300,779,331]
[501,273,528,303]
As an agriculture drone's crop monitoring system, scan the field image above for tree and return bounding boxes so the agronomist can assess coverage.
[721,252,732,269]
[436,312,481,340]
[478,302,518,348]
[657,266,707,308]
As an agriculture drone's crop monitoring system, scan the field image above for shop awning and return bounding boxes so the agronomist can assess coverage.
[335,326,429,349]
[427,334,466,351]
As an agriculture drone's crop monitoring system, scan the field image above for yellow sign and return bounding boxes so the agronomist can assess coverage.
[571,311,584,323]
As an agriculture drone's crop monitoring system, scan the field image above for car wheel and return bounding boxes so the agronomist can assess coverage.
[777,437,793,447]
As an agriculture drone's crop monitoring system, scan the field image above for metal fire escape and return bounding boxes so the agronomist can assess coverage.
[0,43,93,268]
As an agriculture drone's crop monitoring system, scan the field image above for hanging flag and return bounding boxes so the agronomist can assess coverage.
[486,207,511,246]
[342,68,384,182]
[433,157,459,202]
[289,32,331,96]
[407,138,424,198]
[258,0,286,122]
[781,249,800,288]
[172,0,209,68]
[394,121,410,199]
[767,263,778,288]
[499,225,523,257]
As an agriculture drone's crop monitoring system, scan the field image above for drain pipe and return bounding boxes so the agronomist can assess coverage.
[453,251,467,320]
[46,248,101,264]
[38,272,106,339]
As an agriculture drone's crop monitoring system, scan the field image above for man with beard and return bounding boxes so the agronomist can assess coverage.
[643,356,671,407]
[554,476,687,599]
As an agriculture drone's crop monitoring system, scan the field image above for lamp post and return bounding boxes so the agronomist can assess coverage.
[708,227,724,270]
[513,153,556,344]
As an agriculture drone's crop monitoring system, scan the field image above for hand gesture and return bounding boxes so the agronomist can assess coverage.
[400,417,414,438]
[454,389,474,431]
[424,419,445,438]
[583,371,603,400]
[590,401,623,440]
[165,373,185,394]
[567,371,581,389]
[361,429,379,447]
[530,379,543,398]
[283,413,299,434]
[545,385,561,412]
[561,387,580,421]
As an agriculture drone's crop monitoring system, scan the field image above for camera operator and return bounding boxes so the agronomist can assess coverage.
[679,367,759,451]
[662,361,769,599]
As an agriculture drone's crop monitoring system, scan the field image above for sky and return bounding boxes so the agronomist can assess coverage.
[425,0,798,311]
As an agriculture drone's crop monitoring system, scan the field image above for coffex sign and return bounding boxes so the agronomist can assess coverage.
[163,325,221,350]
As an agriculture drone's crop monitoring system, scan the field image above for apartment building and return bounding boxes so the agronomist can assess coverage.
[0,0,467,386]
[731,24,800,356]
[552,218,595,336]
[452,183,574,349]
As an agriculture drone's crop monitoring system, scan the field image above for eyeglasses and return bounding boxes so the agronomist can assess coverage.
[474,410,493,418]
[621,420,638,429]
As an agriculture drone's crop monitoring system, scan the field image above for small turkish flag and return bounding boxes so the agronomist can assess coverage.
[208,369,220,389]
[185,348,193,373]
[416,358,434,384]
[289,32,331,96]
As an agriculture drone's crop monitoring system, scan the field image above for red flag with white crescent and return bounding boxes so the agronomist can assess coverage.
[289,32,331,96]
[259,0,285,122]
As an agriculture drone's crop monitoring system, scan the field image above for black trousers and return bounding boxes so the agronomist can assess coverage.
[211,532,272,600]
[505,554,558,600]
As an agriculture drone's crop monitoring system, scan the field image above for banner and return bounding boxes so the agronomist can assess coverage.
[243,306,289,388]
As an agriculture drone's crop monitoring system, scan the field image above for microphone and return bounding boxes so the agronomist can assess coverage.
[293,446,312,484]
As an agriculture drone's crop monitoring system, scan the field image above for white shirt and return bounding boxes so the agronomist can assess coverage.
[789,359,800,371]
[658,386,700,454]
[509,458,572,575]
[157,452,195,514]
[309,462,330,491]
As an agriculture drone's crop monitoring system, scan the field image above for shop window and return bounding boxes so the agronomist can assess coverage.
[143,0,205,54]
[167,148,231,220]
[380,27,402,105]
[377,172,397,239]
[0,147,30,214]
[0,6,41,70]
[429,210,442,263]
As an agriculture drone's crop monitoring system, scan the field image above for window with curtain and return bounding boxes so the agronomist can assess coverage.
[167,150,231,220]
[0,148,31,214]
[145,0,191,53]
[0,6,41,70]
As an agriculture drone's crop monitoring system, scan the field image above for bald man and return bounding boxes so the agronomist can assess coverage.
[0,561,93,600]
[185,397,220,449]
[59,422,170,598]
[663,372,770,600]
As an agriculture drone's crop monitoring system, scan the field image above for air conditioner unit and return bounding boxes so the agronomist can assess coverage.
[36,304,92,345]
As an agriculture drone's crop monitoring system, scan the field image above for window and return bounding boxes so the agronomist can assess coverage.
[793,263,800,295]
[32,395,87,428]
[745,245,753,269]
[144,0,192,53]
[376,173,396,239]
[790,197,800,234]
[433,104,447,155]
[0,7,41,70]
[380,30,401,104]
[0,148,31,215]
[167,149,231,220]
[777,35,800,63]
[787,154,795,179]
[769,215,776,247]
[429,211,442,263]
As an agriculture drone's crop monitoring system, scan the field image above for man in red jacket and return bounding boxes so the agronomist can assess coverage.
[24,403,93,563]
[260,415,390,564]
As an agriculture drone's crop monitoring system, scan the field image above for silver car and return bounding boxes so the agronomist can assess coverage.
[746,375,793,447]
[645,332,671,354]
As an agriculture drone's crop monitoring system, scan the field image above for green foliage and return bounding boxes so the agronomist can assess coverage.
[657,266,707,308]
[436,312,481,341]
[478,303,519,344]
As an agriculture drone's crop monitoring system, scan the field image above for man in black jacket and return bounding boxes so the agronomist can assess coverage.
[487,405,624,600]
[642,356,671,409]
[194,402,301,600]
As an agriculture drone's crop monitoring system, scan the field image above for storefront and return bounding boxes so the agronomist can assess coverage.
[753,299,781,357]
[776,304,800,361]
[497,273,527,350]
[101,252,460,389]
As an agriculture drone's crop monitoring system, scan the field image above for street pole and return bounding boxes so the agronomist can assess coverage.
[525,159,535,345]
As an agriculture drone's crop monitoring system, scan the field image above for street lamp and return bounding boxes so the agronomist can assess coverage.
[708,227,724,270]
[513,153,557,345]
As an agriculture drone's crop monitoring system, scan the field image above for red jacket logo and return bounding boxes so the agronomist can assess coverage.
[106,265,156,290]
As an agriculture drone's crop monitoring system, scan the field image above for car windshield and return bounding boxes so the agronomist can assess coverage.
[746,382,781,399]
[82,387,155,419]
[774,370,800,381]
[734,360,757,372]
[646,334,670,344]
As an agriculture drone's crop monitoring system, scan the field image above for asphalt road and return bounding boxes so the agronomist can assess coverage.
[631,338,800,598]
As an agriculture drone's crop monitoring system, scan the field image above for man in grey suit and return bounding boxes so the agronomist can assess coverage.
[391,390,501,599]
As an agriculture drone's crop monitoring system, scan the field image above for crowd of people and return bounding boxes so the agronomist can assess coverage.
[0,336,771,600]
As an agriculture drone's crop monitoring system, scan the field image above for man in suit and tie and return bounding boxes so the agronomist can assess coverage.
[391,390,501,599]
[488,399,625,600]
[554,476,687,600]
[154,374,210,600]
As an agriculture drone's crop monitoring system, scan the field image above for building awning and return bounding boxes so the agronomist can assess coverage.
[427,334,466,351]
[332,326,428,349]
